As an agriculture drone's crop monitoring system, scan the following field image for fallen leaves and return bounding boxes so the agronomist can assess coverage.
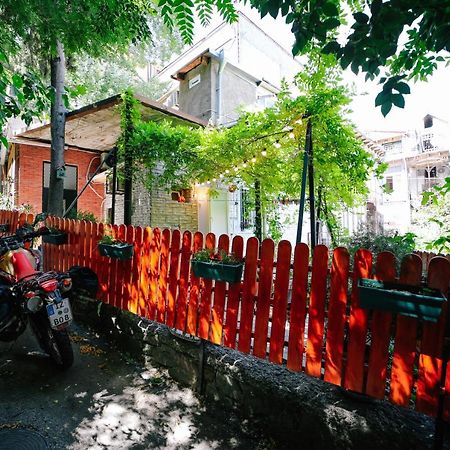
[79,344,105,357]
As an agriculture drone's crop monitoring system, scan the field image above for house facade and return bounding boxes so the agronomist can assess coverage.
[3,95,205,230]
[374,114,450,233]
[153,11,302,240]
[4,141,104,218]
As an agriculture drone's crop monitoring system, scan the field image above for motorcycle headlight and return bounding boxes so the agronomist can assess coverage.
[26,295,42,312]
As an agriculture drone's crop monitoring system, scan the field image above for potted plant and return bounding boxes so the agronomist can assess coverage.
[42,227,68,245]
[191,248,244,283]
[0,224,9,233]
[98,235,134,260]
[358,278,446,322]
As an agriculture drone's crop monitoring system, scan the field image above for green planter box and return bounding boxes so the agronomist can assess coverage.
[191,260,244,283]
[43,232,68,245]
[358,278,446,322]
[98,242,134,260]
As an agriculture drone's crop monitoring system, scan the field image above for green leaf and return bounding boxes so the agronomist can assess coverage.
[0,136,7,148]
[321,40,340,55]
[381,101,392,117]
[12,74,24,89]
[374,90,389,107]
[268,0,280,19]
[322,2,339,17]
[323,17,340,30]
[391,93,405,108]
[395,82,410,95]
[353,12,369,23]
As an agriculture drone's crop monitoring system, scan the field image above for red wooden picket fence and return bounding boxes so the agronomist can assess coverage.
[415,250,450,275]
[2,211,450,420]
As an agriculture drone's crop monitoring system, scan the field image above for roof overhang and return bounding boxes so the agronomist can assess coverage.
[14,94,207,153]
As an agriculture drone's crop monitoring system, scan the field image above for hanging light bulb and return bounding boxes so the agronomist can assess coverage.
[225,169,230,174]
[234,167,239,172]
[212,178,217,182]
[251,157,257,163]
[207,181,211,185]
[274,141,281,149]
[242,163,247,168]
[289,132,295,139]
[261,150,267,157]
[219,174,224,178]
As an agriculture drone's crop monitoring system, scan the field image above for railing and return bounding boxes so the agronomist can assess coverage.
[1,211,450,420]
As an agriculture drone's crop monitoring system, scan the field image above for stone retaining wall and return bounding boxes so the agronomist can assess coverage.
[73,295,441,450]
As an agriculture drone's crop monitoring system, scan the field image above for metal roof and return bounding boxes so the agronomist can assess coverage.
[15,94,207,152]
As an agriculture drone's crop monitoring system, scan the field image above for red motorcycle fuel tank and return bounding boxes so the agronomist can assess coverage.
[0,249,38,281]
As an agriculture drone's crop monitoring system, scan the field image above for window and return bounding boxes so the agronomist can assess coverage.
[42,162,78,213]
[240,190,255,231]
[385,176,394,193]
[424,167,437,178]
[171,189,192,203]
[106,175,125,194]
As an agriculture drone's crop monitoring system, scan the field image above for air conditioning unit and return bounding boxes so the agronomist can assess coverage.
[438,167,445,174]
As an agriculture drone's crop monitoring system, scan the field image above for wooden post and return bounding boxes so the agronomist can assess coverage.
[255,179,262,242]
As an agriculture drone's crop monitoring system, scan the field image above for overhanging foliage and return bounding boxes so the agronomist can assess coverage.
[122,55,385,240]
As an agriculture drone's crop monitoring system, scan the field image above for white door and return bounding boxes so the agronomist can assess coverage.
[209,189,228,236]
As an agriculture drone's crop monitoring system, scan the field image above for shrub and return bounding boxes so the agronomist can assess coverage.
[66,210,97,222]
[345,226,416,267]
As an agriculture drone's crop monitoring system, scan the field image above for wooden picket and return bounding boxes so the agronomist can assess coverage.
[324,247,350,385]
[253,238,275,359]
[344,249,372,392]
[416,257,450,416]
[166,229,180,327]
[210,234,230,344]
[197,233,216,340]
[2,210,450,422]
[365,252,396,398]
[286,243,309,371]
[269,240,291,364]
[305,245,328,378]
[186,231,203,335]
[223,235,244,349]
[238,237,259,354]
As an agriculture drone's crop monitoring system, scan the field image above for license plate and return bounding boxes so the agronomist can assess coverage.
[46,298,73,329]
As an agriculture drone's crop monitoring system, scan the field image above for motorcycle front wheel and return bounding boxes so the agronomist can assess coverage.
[30,315,74,370]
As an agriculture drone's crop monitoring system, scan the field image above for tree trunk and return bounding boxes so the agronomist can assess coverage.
[123,94,134,225]
[48,40,66,216]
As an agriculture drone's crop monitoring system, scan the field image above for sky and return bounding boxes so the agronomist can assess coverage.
[191,4,450,134]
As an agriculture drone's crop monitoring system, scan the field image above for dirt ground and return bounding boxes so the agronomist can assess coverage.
[0,322,277,450]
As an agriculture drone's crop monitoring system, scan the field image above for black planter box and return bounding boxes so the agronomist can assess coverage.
[98,242,134,260]
[43,232,68,245]
[0,224,9,233]
[191,260,244,283]
[358,278,446,322]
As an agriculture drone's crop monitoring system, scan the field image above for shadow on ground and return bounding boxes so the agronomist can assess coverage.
[0,322,276,450]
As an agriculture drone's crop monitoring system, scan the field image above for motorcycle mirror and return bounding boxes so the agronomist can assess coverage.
[33,212,48,225]
[38,226,51,235]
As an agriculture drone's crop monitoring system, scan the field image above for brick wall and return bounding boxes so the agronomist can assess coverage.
[149,186,198,231]
[106,174,198,231]
[15,143,104,218]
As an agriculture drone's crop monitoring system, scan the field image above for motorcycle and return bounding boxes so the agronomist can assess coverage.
[0,214,86,369]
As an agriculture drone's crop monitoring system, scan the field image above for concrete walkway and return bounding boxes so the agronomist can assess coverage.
[0,323,276,450]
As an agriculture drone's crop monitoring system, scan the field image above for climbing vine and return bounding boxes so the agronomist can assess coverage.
[122,54,384,241]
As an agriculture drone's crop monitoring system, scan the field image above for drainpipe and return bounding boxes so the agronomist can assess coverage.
[215,49,226,126]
